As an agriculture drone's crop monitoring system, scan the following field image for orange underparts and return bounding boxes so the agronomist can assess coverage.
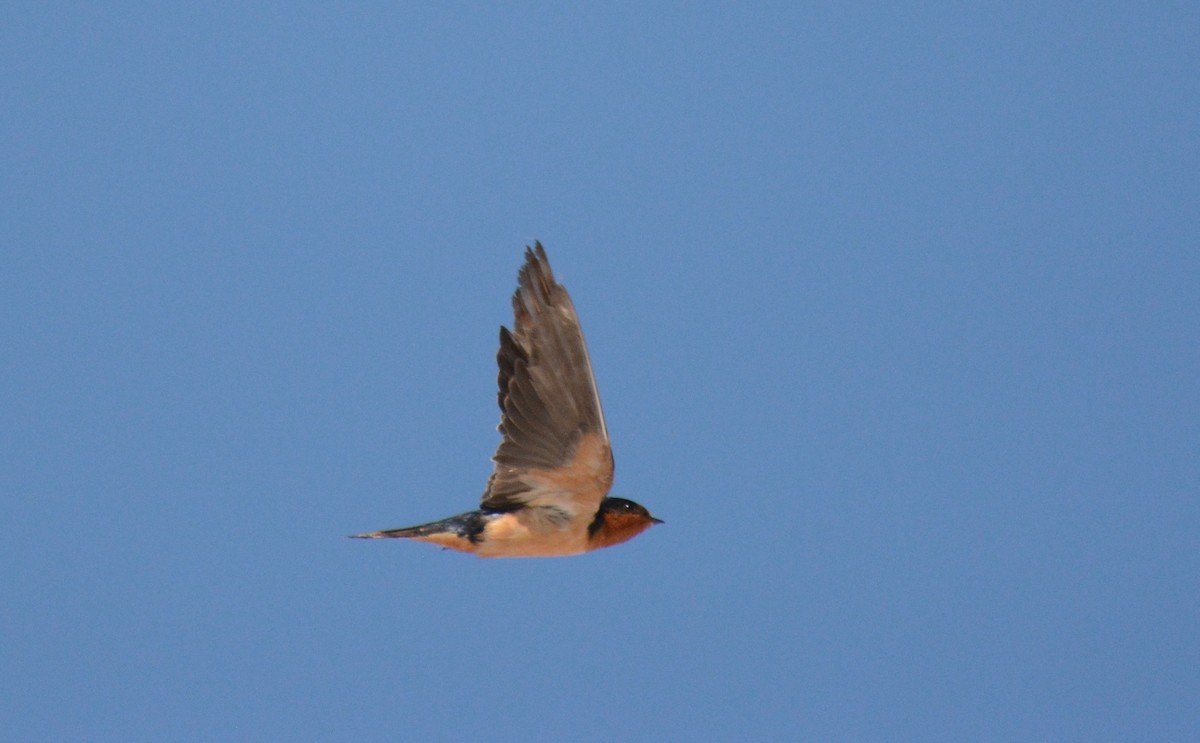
[412,531,479,554]
[587,511,657,551]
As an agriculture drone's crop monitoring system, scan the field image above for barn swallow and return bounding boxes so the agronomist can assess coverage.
[351,242,661,557]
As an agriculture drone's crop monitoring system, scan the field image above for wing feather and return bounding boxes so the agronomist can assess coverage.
[481,243,613,512]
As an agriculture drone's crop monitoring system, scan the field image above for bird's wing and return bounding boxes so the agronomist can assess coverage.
[480,243,614,516]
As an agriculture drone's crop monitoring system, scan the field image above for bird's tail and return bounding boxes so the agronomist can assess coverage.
[349,522,442,539]
[348,511,487,541]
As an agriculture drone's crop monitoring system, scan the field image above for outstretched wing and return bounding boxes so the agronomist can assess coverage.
[481,243,614,515]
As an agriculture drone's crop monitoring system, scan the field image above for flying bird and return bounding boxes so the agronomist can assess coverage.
[352,243,661,557]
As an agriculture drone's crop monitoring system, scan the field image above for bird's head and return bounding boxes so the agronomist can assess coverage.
[586,497,663,551]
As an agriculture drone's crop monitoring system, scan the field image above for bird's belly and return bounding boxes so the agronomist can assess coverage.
[474,509,590,558]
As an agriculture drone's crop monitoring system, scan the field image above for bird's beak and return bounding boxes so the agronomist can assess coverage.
[650,517,665,525]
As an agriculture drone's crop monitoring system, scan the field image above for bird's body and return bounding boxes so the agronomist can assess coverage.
[352,243,661,557]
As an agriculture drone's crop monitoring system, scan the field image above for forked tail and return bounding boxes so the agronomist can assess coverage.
[349,511,488,542]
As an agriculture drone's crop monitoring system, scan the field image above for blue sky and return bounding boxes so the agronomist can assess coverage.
[3,4,1197,741]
